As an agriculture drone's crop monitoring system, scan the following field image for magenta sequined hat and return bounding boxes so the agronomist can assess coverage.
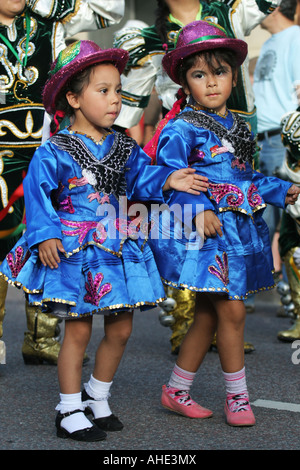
[162,20,248,84]
[43,40,129,115]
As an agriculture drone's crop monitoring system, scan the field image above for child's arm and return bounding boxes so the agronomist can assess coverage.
[252,171,296,208]
[162,168,209,195]
[126,145,208,202]
[23,143,63,251]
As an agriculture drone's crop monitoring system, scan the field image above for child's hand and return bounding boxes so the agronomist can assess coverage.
[38,238,66,269]
[285,184,300,205]
[163,168,209,194]
[194,210,223,239]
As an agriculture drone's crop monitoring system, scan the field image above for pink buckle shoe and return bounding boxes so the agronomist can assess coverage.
[224,393,256,426]
[161,385,213,419]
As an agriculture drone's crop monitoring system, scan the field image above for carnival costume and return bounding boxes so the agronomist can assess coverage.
[148,21,292,302]
[0,39,175,322]
[0,0,124,364]
[149,105,291,296]
[278,110,300,341]
[114,0,281,354]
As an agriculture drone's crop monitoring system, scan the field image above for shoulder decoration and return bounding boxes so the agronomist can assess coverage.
[175,110,255,166]
[50,132,136,198]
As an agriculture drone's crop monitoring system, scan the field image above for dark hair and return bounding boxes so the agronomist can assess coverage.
[177,48,238,88]
[155,0,171,43]
[279,0,297,20]
[50,65,94,134]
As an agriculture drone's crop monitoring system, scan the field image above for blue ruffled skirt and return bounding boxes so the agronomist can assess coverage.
[149,209,275,300]
[0,233,166,319]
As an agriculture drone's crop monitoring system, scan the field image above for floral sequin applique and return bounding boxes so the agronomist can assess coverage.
[6,246,30,278]
[115,218,141,239]
[247,184,263,208]
[58,196,75,214]
[208,253,229,286]
[84,271,112,306]
[60,219,107,245]
[209,183,244,207]
[231,158,246,171]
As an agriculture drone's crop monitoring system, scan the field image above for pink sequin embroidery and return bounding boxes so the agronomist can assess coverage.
[60,219,98,244]
[231,157,246,171]
[209,183,244,207]
[247,184,263,208]
[115,218,141,239]
[84,271,112,306]
[60,219,107,245]
[93,222,107,244]
[208,252,229,286]
[6,246,30,278]
[58,196,75,214]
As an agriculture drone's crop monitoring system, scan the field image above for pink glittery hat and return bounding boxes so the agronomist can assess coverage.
[43,40,129,115]
[162,20,248,84]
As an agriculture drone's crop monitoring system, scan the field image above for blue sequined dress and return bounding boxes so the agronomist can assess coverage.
[0,128,173,318]
[148,106,292,300]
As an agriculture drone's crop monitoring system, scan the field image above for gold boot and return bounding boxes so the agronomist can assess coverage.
[278,248,300,342]
[22,301,62,365]
[169,288,196,354]
[278,316,300,342]
[209,333,255,354]
[0,276,8,364]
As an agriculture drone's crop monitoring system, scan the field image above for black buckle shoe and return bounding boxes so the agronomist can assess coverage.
[55,409,107,442]
[82,389,124,431]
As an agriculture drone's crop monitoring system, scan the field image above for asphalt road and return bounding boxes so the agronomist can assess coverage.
[1,283,299,458]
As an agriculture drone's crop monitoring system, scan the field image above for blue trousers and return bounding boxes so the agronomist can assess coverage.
[258,132,286,241]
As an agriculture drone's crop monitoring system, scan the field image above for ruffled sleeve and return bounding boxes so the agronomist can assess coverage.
[155,119,215,218]
[23,143,62,250]
[125,145,175,202]
[252,170,292,208]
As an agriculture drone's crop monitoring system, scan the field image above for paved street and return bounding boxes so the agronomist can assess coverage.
[1,283,300,456]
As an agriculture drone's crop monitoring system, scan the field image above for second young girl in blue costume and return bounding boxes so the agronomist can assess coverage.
[0,39,206,441]
[146,20,300,426]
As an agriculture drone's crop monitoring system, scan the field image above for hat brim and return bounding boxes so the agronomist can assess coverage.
[162,38,248,85]
[43,48,129,115]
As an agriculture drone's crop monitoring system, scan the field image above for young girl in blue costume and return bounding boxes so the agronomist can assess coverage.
[0,39,206,442]
[146,20,300,426]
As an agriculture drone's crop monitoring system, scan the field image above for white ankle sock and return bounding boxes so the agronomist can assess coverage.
[168,364,196,391]
[56,392,93,433]
[222,367,248,396]
[84,374,112,418]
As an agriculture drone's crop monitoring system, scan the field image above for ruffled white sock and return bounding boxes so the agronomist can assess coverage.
[84,375,113,418]
[56,392,93,433]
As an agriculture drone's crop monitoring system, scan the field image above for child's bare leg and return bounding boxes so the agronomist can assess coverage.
[176,293,217,372]
[83,311,133,428]
[58,316,93,393]
[210,297,255,426]
[161,293,216,419]
[93,310,133,381]
[212,297,245,372]
[56,316,95,435]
